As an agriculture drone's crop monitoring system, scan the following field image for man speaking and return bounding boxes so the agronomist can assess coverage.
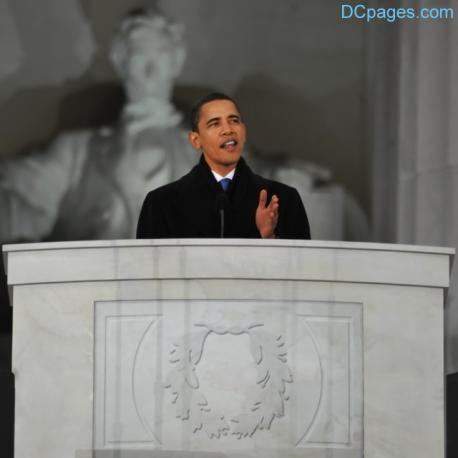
[136,93,311,239]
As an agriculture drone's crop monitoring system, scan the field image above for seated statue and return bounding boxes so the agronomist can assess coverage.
[0,11,196,242]
[0,9,370,243]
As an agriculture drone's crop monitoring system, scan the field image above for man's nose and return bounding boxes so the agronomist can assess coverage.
[221,122,234,135]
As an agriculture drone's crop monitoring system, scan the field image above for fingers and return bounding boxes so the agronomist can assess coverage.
[258,189,267,208]
[255,190,279,238]
[258,189,279,210]
[268,195,279,220]
[269,194,279,210]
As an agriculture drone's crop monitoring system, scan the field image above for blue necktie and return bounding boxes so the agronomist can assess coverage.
[220,178,231,192]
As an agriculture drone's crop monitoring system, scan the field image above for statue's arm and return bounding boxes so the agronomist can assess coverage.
[0,133,85,242]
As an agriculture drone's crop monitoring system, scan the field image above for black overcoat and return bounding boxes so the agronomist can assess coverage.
[136,156,311,239]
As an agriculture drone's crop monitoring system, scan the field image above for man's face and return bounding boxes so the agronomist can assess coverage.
[188,99,246,175]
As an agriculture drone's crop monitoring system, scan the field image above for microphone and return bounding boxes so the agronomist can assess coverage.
[216,193,229,238]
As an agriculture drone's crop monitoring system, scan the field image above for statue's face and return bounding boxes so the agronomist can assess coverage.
[124,28,183,102]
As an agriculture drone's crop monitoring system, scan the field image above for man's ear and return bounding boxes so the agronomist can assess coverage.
[188,130,201,150]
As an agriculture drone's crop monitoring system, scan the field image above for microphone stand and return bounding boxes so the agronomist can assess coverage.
[216,194,228,238]
[219,208,225,238]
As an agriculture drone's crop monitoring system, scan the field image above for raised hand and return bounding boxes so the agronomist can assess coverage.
[255,189,279,239]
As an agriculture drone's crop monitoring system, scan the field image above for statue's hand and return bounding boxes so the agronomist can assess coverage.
[255,189,279,239]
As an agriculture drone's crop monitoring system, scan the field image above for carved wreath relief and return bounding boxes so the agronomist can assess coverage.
[165,322,293,439]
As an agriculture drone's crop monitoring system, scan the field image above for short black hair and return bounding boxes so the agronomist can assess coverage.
[189,92,242,132]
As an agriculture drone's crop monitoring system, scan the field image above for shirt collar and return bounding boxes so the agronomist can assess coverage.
[211,168,236,182]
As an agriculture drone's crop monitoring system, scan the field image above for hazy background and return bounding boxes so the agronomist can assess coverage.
[0,0,369,212]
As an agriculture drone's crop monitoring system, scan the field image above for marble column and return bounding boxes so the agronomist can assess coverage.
[370,0,458,372]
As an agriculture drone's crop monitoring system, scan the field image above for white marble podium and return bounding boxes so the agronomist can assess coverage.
[3,240,454,458]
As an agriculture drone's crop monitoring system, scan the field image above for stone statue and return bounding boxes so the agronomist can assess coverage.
[0,10,196,242]
[0,9,370,243]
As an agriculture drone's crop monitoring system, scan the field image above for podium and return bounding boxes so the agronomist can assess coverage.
[3,240,454,458]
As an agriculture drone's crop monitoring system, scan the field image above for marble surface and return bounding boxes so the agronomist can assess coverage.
[3,240,453,458]
[93,299,362,454]
[3,239,453,287]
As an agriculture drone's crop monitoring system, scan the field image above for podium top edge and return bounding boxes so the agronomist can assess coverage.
[2,238,455,256]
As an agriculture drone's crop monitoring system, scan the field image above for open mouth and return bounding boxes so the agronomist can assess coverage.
[220,140,238,151]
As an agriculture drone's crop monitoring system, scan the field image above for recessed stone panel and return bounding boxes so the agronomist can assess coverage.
[94,300,363,457]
